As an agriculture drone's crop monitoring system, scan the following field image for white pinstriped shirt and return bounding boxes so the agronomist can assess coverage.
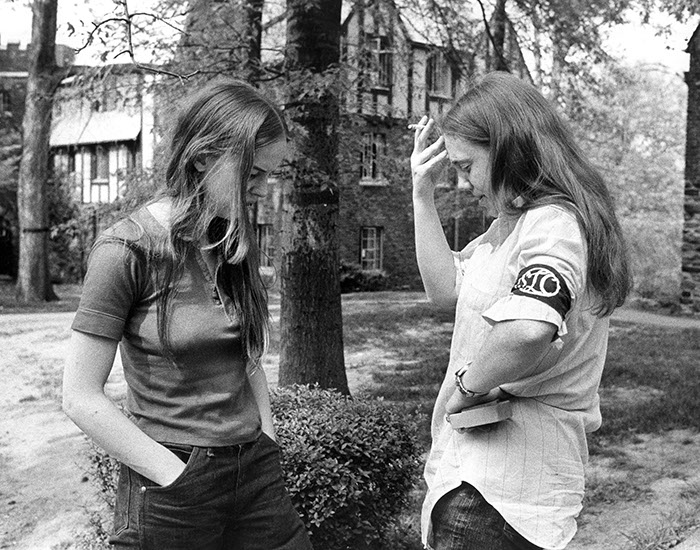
[421,205,609,550]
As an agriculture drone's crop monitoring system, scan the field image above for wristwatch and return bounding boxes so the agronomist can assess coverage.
[455,364,489,398]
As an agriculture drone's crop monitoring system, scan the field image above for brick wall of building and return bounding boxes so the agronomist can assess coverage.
[336,114,487,290]
[682,25,700,312]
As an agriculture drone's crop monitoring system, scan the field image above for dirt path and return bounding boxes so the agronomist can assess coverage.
[0,312,99,549]
[0,297,699,549]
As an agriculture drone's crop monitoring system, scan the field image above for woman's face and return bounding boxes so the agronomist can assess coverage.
[201,138,287,218]
[444,136,497,218]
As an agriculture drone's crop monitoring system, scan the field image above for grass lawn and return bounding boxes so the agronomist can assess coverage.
[0,277,82,313]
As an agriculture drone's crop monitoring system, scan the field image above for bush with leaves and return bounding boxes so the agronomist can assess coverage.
[339,260,388,293]
[271,385,422,550]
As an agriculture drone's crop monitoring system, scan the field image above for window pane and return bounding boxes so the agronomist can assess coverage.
[361,133,373,178]
[95,146,109,180]
[428,52,450,95]
[370,36,392,88]
[360,226,383,270]
[360,133,386,181]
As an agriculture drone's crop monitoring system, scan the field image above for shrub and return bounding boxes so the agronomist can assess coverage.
[271,385,422,550]
[339,260,388,293]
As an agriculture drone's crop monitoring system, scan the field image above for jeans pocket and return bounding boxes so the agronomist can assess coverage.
[259,432,280,449]
[145,445,198,492]
[112,463,132,536]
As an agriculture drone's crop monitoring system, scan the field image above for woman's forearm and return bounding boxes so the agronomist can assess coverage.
[413,195,458,307]
[63,391,187,486]
[445,320,556,414]
[463,320,555,391]
[247,366,276,441]
[62,331,186,487]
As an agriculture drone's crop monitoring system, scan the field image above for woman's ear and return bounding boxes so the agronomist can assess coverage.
[194,158,207,173]
[194,156,213,173]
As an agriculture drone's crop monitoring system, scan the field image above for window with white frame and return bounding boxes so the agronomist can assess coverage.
[257,223,275,268]
[427,51,452,97]
[360,226,383,270]
[90,145,110,203]
[0,90,10,114]
[360,132,386,182]
[369,36,392,89]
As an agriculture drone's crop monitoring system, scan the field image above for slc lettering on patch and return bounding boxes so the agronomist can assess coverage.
[511,264,572,319]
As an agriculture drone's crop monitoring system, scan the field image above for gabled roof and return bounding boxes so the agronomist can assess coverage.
[50,110,141,147]
[341,0,480,48]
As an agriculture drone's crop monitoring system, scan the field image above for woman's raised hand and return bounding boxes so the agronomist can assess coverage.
[410,116,449,199]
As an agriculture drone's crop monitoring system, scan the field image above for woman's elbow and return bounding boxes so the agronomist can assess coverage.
[425,289,458,309]
[61,380,96,423]
[61,386,82,421]
[503,319,557,348]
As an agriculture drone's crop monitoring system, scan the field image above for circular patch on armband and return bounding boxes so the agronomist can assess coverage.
[511,264,571,318]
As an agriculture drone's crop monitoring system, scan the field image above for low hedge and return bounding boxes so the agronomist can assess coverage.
[271,385,422,549]
[339,261,388,293]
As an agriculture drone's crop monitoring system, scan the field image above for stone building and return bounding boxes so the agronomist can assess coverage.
[683,23,700,312]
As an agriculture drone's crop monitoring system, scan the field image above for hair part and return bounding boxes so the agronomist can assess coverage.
[441,71,632,316]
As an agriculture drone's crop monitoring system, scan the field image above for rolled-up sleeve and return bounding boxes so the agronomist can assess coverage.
[71,238,144,341]
[482,207,585,336]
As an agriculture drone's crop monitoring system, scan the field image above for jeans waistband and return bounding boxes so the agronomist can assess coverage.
[162,438,259,457]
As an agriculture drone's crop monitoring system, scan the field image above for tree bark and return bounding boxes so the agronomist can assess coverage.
[491,0,509,71]
[174,0,264,81]
[682,21,700,311]
[16,0,62,302]
[279,0,349,394]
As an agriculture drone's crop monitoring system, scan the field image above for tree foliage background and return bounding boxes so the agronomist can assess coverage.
[6,0,699,305]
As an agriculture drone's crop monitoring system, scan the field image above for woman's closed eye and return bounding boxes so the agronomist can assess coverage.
[454,162,472,175]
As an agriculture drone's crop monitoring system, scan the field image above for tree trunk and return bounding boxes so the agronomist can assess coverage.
[240,0,264,81]
[490,0,509,72]
[16,0,62,302]
[682,22,700,311]
[279,0,349,394]
[175,0,263,81]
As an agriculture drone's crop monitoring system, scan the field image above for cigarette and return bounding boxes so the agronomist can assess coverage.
[408,123,427,131]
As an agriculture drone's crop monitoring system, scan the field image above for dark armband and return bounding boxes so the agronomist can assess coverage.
[511,264,572,319]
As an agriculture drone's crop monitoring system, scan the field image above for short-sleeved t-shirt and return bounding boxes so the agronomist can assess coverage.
[422,205,609,550]
[71,207,261,447]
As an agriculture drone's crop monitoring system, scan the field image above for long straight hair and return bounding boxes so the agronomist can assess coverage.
[441,71,632,316]
[153,78,287,363]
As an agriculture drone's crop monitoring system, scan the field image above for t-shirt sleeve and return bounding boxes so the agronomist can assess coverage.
[482,207,586,336]
[71,238,146,341]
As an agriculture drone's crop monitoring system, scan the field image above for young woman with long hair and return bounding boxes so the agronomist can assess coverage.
[411,71,632,550]
[62,79,312,549]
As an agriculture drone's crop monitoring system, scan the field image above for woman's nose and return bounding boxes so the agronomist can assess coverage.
[458,174,472,191]
[248,177,267,198]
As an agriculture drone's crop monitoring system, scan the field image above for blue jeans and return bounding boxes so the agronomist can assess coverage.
[431,483,543,550]
[109,433,312,550]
